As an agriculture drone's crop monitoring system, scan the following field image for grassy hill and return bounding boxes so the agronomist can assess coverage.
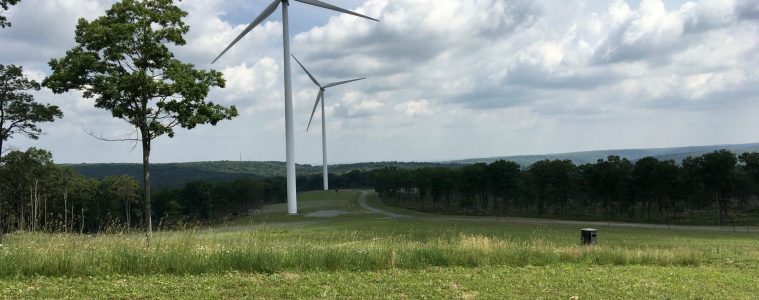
[1,191,758,298]
[64,161,456,190]
[452,142,759,166]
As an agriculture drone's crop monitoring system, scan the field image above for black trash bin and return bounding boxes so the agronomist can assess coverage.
[581,228,597,245]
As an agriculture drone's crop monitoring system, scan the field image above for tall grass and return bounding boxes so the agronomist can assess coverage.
[2,219,753,277]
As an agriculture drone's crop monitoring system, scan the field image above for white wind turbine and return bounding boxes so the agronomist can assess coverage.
[292,55,365,191]
[212,0,378,214]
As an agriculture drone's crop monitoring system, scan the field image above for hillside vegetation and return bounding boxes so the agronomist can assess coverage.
[65,161,456,190]
[63,142,759,191]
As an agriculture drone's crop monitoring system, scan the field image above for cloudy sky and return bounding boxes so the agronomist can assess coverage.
[2,0,759,164]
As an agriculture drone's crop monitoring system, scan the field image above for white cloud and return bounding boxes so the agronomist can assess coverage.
[395,99,433,117]
[4,0,759,164]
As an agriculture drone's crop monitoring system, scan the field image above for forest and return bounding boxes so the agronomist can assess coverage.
[372,150,759,226]
[0,148,286,234]
[3,147,759,233]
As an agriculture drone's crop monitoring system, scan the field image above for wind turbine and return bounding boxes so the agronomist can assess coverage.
[292,55,365,191]
[212,0,378,214]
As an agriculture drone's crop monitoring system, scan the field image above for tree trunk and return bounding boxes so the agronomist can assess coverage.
[0,190,4,235]
[43,194,47,232]
[142,137,152,237]
[0,135,3,233]
[80,207,84,234]
[63,188,67,233]
[715,191,722,226]
[19,187,24,231]
[124,198,131,231]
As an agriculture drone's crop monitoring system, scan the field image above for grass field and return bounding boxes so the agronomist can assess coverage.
[1,190,758,298]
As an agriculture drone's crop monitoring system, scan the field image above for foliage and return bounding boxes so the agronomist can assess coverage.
[0,64,63,155]
[65,161,459,191]
[43,0,237,235]
[0,0,20,28]
[373,150,759,225]
[0,148,286,234]
[152,177,285,223]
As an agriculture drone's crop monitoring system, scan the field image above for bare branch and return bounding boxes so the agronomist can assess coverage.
[82,123,141,142]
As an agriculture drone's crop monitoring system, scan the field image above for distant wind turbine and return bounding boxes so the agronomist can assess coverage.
[292,55,365,191]
[212,0,378,214]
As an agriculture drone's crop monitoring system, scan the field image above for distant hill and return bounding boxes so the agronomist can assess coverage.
[64,161,456,190]
[65,142,759,190]
[451,142,759,166]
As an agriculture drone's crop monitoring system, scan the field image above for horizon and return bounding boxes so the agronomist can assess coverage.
[58,140,759,165]
[3,0,759,164]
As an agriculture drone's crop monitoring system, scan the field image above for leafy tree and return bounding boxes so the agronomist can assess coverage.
[98,175,140,230]
[633,157,680,222]
[43,0,238,236]
[684,150,738,225]
[529,160,577,216]
[739,152,759,197]
[633,157,660,220]
[460,163,488,211]
[0,0,20,28]
[181,181,212,219]
[0,64,63,156]
[486,160,522,215]
[0,147,55,232]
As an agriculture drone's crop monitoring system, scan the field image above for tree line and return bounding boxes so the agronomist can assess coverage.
[371,150,759,225]
[0,148,287,234]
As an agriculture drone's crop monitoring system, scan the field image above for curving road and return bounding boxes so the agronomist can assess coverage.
[357,191,757,233]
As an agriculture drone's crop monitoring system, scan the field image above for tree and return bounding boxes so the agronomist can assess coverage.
[0,147,55,232]
[0,64,63,156]
[633,157,680,222]
[98,175,139,230]
[486,160,522,215]
[43,0,238,236]
[0,0,20,28]
[529,160,577,216]
[684,150,738,225]
[739,152,759,198]
[633,157,659,220]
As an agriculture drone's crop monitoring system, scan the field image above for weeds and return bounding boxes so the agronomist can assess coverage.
[0,220,753,277]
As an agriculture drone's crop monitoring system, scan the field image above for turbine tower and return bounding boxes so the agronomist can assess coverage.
[292,55,366,191]
[212,0,378,214]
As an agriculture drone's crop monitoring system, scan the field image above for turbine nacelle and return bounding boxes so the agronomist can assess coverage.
[212,0,378,64]
[292,54,365,131]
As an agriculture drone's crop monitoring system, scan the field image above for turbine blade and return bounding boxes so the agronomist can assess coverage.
[307,90,324,131]
[324,77,366,88]
[292,55,321,87]
[212,0,280,64]
[294,0,379,22]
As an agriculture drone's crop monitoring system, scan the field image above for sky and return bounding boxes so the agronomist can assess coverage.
[1,0,759,164]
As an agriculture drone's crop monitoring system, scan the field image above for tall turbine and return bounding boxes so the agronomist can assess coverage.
[292,55,365,191]
[212,0,378,214]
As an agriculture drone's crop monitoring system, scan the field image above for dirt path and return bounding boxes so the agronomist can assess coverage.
[357,191,757,233]
[358,191,410,219]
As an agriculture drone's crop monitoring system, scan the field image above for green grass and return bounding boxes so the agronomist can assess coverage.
[1,190,758,298]
[3,266,758,299]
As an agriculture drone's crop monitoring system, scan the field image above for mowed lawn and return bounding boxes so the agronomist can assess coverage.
[1,190,758,298]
